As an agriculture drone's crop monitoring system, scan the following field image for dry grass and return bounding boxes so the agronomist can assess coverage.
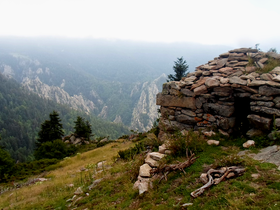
[0,140,134,210]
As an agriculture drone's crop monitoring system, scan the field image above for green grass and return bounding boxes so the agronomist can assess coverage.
[1,131,280,210]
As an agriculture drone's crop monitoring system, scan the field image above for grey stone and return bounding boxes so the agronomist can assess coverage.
[176,114,200,124]
[243,140,255,148]
[74,187,83,195]
[205,78,220,88]
[180,88,194,97]
[272,75,280,82]
[251,145,280,167]
[145,154,159,167]
[265,81,280,88]
[216,58,228,69]
[217,118,230,130]
[203,103,235,117]
[149,152,165,161]
[73,138,82,145]
[260,73,273,81]
[181,109,196,117]
[229,70,243,77]
[184,76,197,82]
[246,129,264,138]
[259,86,280,96]
[207,140,220,145]
[274,97,280,104]
[245,66,257,73]
[250,94,273,101]
[195,70,203,77]
[229,48,258,53]
[259,58,268,64]
[195,98,203,109]
[270,66,280,74]
[248,80,267,86]
[156,93,196,109]
[88,178,103,191]
[202,114,216,122]
[194,85,208,95]
[159,118,193,131]
[229,76,247,85]
[139,164,152,178]
[247,114,272,130]
[219,52,230,58]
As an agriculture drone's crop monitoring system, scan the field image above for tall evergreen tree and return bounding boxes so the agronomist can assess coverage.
[74,116,92,140]
[167,57,189,82]
[37,111,64,146]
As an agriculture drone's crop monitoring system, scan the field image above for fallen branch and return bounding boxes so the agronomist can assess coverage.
[191,166,245,198]
[151,149,198,183]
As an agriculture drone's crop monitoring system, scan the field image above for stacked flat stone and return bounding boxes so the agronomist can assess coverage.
[156,48,280,137]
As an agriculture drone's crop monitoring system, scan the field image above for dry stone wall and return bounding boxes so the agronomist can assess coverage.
[156,48,280,138]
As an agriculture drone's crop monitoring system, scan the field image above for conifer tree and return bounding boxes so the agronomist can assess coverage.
[37,111,64,146]
[167,57,189,82]
[74,116,92,140]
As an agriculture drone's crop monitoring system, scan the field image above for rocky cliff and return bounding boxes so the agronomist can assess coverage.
[22,77,97,114]
[156,48,280,139]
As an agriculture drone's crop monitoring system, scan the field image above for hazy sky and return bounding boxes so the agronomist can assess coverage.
[0,0,279,50]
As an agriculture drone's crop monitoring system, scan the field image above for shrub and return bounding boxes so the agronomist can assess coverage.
[118,142,145,161]
[0,147,15,181]
[34,139,77,160]
[167,130,207,157]
[212,154,245,168]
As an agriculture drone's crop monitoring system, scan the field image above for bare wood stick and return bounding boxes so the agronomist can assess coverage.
[191,166,245,198]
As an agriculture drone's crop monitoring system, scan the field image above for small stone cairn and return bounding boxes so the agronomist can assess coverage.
[133,144,168,194]
[156,48,280,138]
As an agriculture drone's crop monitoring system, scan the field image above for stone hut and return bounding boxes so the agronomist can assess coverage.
[156,48,280,138]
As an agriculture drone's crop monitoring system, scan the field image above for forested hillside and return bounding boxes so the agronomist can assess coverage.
[0,37,229,130]
[0,73,129,162]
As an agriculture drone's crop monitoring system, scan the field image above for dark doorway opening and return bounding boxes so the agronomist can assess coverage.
[234,97,251,136]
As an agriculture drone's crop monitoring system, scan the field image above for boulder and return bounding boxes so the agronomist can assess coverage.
[251,145,280,167]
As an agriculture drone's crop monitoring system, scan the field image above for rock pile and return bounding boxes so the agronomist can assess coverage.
[62,134,90,145]
[156,48,280,138]
[133,151,166,194]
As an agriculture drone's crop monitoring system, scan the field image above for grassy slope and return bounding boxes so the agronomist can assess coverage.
[1,135,280,210]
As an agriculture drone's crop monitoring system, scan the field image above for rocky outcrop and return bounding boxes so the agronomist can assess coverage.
[157,48,280,137]
[130,74,167,131]
[22,77,96,114]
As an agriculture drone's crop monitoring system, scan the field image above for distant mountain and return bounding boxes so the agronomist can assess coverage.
[0,73,129,162]
[0,37,230,131]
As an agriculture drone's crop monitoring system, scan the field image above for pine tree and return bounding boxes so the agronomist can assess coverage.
[167,57,189,82]
[37,111,64,146]
[74,116,92,140]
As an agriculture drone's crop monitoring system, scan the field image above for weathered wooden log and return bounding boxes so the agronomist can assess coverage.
[191,166,245,198]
